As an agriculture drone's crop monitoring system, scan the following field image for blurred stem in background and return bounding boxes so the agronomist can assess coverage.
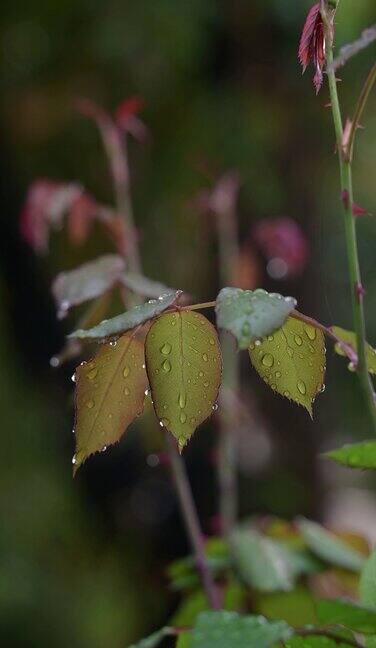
[212,173,241,535]
[91,102,220,608]
[322,2,376,432]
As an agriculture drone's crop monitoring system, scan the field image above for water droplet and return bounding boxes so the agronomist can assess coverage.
[72,455,77,465]
[284,390,290,398]
[255,340,261,346]
[50,356,60,368]
[86,399,95,409]
[87,367,97,380]
[180,412,187,424]
[71,373,76,383]
[261,353,274,368]
[142,363,146,369]
[202,353,208,362]
[287,347,294,358]
[162,359,171,373]
[267,335,274,342]
[348,362,356,372]
[144,388,150,396]
[171,317,177,326]
[212,403,219,412]
[124,387,130,396]
[275,371,281,378]
[178,436,185,451]
[109,340,117,347]
[159,421,164,427]
[294,335,303,346]
[198,371,204,377]
[123,366,130,378]
[178,392,186,409]
[304,326,316,341]
[101,446,107,453]
[190,417,196,425]
[203,381,209,388]
[249,343,255,350]
[108,413,113,419]
[162,417,170,427]
[297,380,306,395]
[209,338,215,346]
[160,342,172,355]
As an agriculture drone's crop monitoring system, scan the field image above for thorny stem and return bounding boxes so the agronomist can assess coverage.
[215,188,241,537]
[166,434,221,610]
[322,5,376,431]
[98,102,220,609]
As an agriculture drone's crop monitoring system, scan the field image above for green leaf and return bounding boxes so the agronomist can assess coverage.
[332,325,376,374]
[215,287,296,350]
[145,311,222,451]
[121,272,177,299]
[285,636,353,647]
[316,598,376,633]
[73,331,148,473]
[52,254,125,318]
[248,316,326,416]
[190,611,292,648]
[324,441,376,469]
[69,291,181,340]
[297,518,365,572]
[360,549,376,607]
[176,636,192,648]
[128,627,173,648]
[231,528,298,592]
[255,586,317,627]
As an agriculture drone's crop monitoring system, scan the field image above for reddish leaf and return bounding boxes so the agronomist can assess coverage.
[352,202,369,217]
[298,3,327,94]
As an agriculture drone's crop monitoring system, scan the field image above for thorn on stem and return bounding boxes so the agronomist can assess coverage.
[355,282,366,301]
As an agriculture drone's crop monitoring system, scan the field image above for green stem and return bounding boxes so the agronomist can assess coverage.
[324,17,376,431]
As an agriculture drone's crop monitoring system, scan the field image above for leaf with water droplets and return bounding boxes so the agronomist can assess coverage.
[189,611,292,648]
[69,291,181,340]
[215,287,296,350]
[324,440,376,469]
[145,311,222,451]
[73,330,148,473]
[331,325,376,374]
[52,254,125,318]
[248,316,326,416]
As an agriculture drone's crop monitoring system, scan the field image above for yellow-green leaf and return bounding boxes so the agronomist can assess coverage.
[332,325,376,374]
[145,311,222,451]
[73,331,148,473]
[248,317,326,416]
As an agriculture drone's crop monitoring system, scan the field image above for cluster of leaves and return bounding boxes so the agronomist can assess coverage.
[130,517,376,647]
[59,257,376,474]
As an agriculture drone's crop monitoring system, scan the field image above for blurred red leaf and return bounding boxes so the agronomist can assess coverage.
[253,217,309,279]
[298,3,327,94]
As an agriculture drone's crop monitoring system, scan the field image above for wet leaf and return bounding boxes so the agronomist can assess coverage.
[145,311,222,451]
[324,441,376,469]
[190,611,292,648]
[332,325,376,374]
[121,272,176,299]
[248,316,326,416]
[69,291,181,340]
[297,518,365,572]
[216,287,296,350]
[73,331,148,473]
[316,598,376,633]
[52,254,125,318]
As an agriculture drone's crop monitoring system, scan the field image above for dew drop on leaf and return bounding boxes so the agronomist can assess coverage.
[160,342,172,355]
[162,359,172,373]
[178,392,186,409]
[124,387,130,396]
[86,399,95,409]
[180,412,187,424]
[297,380,306,395]
[87,367,98,380]
[202,353,208,362]
[294,335,303,346]
[123,366,130,378]
[261,353,274,368]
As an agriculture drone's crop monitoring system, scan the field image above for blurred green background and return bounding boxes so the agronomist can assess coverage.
[1,1,375,646]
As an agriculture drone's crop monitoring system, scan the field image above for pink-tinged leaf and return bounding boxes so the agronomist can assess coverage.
[353,203,369,217]
[52,254,126,318]
[115,96,144,124]
[253,217,309,278]
[73,330,148,474]
[67,193,96,246]
[298,3,327,94]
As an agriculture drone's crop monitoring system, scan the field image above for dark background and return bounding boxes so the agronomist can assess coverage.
[0,1,375,646]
